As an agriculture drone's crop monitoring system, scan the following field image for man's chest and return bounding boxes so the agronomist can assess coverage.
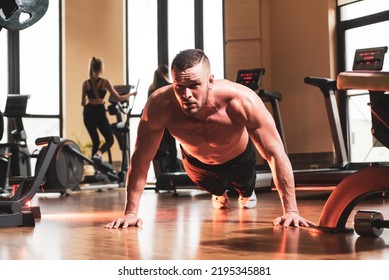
[167,112,241,147]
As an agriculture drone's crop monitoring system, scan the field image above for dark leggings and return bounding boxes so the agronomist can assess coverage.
[161,129,179,171]
[181,139,256,197]
[83,104,114,157]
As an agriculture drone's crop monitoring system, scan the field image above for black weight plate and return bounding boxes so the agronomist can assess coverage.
[0,0,49,31]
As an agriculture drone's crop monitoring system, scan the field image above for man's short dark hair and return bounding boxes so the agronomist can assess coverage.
[171,49,210,72]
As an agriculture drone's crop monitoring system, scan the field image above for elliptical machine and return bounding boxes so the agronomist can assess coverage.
[40,83,138,193]
[108,84,139,182]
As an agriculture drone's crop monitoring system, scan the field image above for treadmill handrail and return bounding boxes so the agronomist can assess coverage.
[304,76,349,167]
[258,89,282,101]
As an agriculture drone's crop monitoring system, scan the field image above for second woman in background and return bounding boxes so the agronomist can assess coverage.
[148,64,179,172]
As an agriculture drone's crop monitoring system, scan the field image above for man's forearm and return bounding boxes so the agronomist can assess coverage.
[269,154,299,214]
[124,162,150,215]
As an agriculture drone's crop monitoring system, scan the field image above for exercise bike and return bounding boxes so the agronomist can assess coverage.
[0,136,60,227]
[0,94,60,223]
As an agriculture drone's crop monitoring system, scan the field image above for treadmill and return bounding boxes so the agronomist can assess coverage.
[293,46,389,189]
[236,68,287,152]
[155,68,283,193]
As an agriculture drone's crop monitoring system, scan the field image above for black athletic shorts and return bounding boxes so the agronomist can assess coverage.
[181,139,256,197]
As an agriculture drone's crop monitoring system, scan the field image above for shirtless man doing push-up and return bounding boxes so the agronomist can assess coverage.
[105,49,315,229]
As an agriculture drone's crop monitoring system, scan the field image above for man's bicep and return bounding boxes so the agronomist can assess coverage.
[248,110,285,161]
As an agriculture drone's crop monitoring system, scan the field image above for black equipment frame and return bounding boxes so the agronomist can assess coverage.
[0,136,60,227]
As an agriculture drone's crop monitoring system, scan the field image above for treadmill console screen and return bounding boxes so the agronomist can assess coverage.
[353,46,388,71]
[236,68,265,91]
[4,94,30,117]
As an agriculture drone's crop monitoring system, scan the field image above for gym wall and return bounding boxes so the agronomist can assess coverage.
[225,0,337,168]
[268,0,337,157]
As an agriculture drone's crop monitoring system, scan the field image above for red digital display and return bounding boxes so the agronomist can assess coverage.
[353,47,388,71]
[236,69,265,90]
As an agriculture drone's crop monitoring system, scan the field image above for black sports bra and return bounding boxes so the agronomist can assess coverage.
[86,78,107,99]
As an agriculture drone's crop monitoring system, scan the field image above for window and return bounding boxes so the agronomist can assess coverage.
[19,0,61,151]
[338,0,389,162]
[127,0,158,116]
[127,0,159,181]
[167,0,224,78]
[340,0,389,21]
[168,0,195,66]
[203,0,224,79]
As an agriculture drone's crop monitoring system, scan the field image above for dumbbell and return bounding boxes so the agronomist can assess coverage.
[354,210,389,237]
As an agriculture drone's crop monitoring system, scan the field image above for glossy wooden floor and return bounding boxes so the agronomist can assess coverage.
[1,186,389,260]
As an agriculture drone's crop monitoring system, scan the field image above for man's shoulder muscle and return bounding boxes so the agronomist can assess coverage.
[142,85,174,128]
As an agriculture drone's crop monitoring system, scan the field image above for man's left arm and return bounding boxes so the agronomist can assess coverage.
[229,88,315,227]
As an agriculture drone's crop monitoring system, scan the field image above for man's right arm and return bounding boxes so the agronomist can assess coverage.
[105,90,169,229]
[123,118,164,217]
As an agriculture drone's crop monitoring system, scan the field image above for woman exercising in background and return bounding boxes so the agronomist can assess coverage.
[81,57,136,160]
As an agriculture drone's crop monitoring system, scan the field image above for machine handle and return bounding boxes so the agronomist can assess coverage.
[304,76,337,89]
[35,136,61,146]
